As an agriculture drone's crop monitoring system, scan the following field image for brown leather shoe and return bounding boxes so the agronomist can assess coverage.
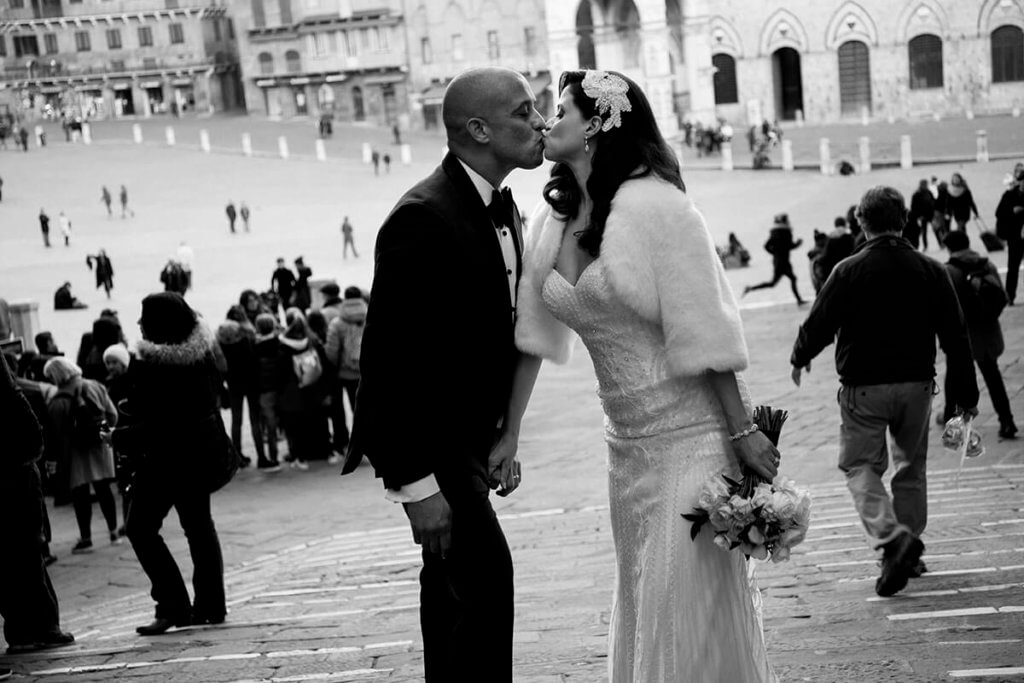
[875,533,924,597]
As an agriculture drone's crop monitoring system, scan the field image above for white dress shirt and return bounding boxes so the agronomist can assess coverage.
[384,159,520,504]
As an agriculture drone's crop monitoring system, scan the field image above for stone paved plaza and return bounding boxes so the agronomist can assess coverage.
[0,118,1022,682]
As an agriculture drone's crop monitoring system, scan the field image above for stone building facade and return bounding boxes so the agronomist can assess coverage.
[0,0,243,120]
[403,0,552,130]
[233,0,409,124]
[545,0,1024,128]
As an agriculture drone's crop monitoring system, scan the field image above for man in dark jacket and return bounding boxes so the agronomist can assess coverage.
[270,258,295,314]
[0,353,74,654]
[217,307,263,468]
[818,216,856,286]
[995,168,1024,305]
[743,213,806,304]
[908,178,935,250]
[342,67,546,682]
[941,231,1016,438]
[791,186,979,598]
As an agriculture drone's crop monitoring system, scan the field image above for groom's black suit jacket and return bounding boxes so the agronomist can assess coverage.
[345,152,523,496]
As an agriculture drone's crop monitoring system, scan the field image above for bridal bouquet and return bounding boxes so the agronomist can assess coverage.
[682,406,812,563]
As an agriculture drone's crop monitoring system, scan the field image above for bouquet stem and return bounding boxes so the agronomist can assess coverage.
[738,406,790,497]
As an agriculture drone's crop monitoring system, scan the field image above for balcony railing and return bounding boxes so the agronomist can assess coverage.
[2,57,221,82]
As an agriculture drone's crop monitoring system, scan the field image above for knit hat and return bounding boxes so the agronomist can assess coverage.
[102,343,131,368]
[139,292,197,345]
[255,313,277,336]
[320,282,340,297]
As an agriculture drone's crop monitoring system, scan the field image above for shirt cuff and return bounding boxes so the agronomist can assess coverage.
[385,474,440,504]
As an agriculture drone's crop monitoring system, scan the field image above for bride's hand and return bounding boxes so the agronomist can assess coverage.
[487,429,522,497]
[731,430,780,481]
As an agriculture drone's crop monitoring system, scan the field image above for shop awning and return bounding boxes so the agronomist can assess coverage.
[364,73,405,86]
[421,81,448,106]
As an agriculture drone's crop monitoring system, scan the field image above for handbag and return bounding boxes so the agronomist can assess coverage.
[197,411,239,494]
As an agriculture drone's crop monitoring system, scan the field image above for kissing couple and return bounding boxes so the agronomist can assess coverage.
[342,67,779,683]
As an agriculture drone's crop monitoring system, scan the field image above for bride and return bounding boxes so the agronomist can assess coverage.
[507,70,778,682]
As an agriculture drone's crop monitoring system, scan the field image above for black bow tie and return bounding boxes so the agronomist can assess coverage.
[488,188,515,230]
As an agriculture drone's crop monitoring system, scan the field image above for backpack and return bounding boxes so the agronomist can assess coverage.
[338,320,364,373]
[59,384,106,450]
[292,347,323,388]
[953,258,1008,322]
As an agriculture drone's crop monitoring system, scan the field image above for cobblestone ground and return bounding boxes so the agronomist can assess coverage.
[0,122,1022,682]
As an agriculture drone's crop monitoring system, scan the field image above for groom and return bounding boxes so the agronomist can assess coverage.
[342,67,547,680]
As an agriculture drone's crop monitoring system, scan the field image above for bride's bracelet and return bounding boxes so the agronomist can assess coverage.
[728,423,759,442]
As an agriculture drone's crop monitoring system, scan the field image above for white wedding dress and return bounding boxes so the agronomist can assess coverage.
[543,262,776,683]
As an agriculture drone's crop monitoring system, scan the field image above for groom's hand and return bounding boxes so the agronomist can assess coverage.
[403,492,452,557]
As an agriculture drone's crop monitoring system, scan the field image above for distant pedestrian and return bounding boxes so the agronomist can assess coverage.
[101,187,113,217]
[292,258,312,311]
[54,282,87,310]
[392,123,401,145]
[0,357,75,655]
[86,249,115,299]
[791,186,979,598]
[947,173,979,232]
[119,185,132,218]
[341,217,358,259]
[58,211,71,247]
[933,181,951,247]
[159,261,189,295]
[0,175,3,202]
[39,209,51,247]
[995,166,1024,305]
[19,126,29,152]
[225,201,237,234]
[941,231,1016,439]
[818,216,855,286]
[908,179,935,251]
[43,357,120,555]
[176,242,194,291]
[383,153,391,173]
[324,286,367,460]
[239,202,250,232]
[743,213,806,304]
[271,258,295,314]
[371,149,380,176]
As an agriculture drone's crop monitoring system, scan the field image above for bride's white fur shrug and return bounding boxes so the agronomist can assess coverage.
[514,174,750,377]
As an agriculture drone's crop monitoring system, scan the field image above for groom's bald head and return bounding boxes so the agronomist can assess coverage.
[443,67,524,141]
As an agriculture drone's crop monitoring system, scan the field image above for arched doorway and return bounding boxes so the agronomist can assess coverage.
[771,47,804,121]
[614,0,642,70]
[351,86,365,121]
[838,40,871,117]
[576,1,596,69]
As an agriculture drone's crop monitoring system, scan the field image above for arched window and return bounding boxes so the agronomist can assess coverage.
[258,52,273,75]
[908,34,942,89]
[285,49,300,74]
[575,1,596,69]
[992,25,1024,83]
[712,53,738,104]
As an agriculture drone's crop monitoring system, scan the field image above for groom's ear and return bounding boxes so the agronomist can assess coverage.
[466,117,490,144]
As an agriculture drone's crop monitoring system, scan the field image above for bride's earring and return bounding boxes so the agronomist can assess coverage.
[584,136,590,153]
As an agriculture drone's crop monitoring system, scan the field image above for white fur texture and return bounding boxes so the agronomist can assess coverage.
[514,202,577,364]
[601,175,749,376]
[135,321,215,366]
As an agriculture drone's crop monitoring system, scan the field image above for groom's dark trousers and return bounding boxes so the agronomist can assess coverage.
[343,153,522,682]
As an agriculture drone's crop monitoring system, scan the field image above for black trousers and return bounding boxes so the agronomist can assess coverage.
[229,386,265,462]
[126,468,225,622]
[748,262,803,302]
[420,489,513,682]
[1006,236,1023,304]
[329,378,359,453]
[0,464,62,645]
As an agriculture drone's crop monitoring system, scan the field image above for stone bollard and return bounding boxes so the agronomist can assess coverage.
[278,136,289,160]
[362,142,372,164]
[199,129,211,153]
[858,136,871,173]
[781,139,794,171]
[721,140,734,171]
[315,139,327,162]
[400,143,412,165]
[819,138,831,175]
[900,135,913,169]
[976,130,989,163]
[82,123,92,145]
[1013,106,1021,118]
[34,125,44,147]
[132,123,143,144]
[165,126,175,146]
[8,301,40,345]
[241,133,252,157]
[861,106,870,126]
[795,109,805,127]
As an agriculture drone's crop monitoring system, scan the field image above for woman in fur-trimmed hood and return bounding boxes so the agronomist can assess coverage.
[121,292,229,637]
[505,70,779,682]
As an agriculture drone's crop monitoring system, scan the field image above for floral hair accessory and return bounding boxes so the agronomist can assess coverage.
[581,70,632,132]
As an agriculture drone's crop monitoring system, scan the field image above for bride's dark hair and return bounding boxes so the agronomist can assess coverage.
[543,70,684,257]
